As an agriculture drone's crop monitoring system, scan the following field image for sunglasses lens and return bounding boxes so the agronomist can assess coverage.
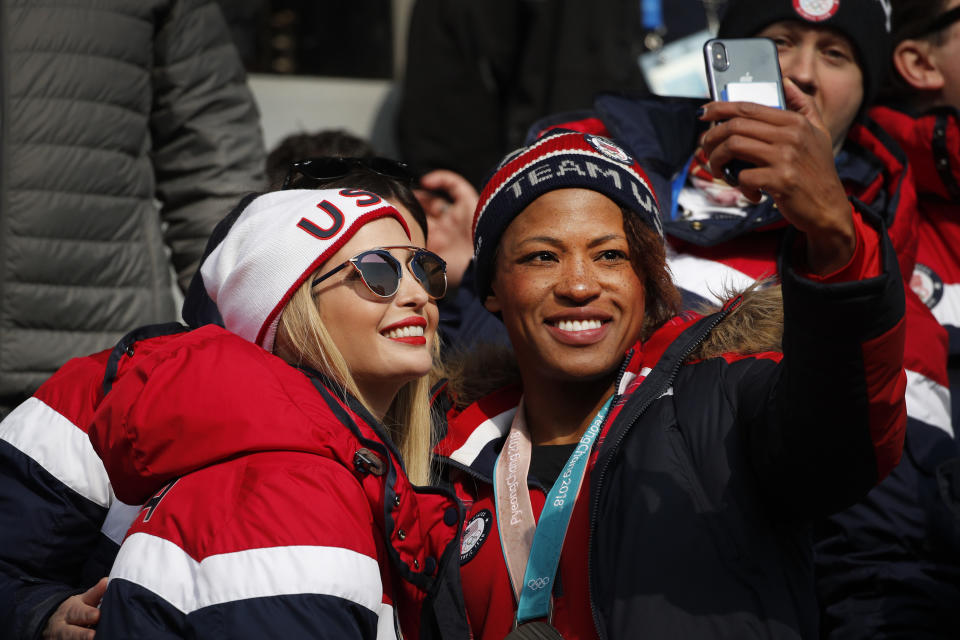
[411,252,447,299]
[293,158,349,182]
[355,251,401,297]
[367,157,416,182]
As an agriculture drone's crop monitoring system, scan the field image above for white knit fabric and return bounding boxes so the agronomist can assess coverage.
[200,189,406,352]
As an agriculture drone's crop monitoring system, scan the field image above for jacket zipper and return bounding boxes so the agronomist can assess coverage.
[586,308,734,639]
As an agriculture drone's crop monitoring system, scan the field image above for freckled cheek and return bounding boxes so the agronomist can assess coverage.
[512,282,553,312]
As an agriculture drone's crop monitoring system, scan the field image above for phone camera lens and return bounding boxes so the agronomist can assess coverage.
[711,43,729,71]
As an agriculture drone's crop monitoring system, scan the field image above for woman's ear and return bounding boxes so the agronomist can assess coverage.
[893,38,945,91]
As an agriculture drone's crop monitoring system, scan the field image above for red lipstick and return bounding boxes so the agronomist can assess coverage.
[380,317,428,345]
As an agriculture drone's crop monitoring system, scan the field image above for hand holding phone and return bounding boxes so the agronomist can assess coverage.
[703,38,785,186]
[698,72,858,275]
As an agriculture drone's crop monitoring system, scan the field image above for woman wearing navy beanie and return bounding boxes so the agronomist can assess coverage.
[434,128,907,639]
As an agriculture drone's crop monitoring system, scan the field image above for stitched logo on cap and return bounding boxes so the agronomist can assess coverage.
[793,0,840,21]
[584,134,634,165]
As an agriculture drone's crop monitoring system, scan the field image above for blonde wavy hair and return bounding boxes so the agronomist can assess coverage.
[274,277,437,486]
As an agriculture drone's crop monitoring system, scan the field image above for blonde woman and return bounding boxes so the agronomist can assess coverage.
[87,186,467,639]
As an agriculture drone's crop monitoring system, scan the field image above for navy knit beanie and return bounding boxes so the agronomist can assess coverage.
[472,130,663,302]
[718,0,892,108]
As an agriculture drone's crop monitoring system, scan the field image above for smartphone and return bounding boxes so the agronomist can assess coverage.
[703,38,785,185]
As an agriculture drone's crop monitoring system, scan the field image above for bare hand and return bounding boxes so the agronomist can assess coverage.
[415,169,479,288]
[699,78,856,275]
[42,578,107,640]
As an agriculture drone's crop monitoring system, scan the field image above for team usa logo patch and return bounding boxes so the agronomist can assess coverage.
[911,263,945,309]
[793,0,840,21]
[460,509,492,564]
[584,134,634,165]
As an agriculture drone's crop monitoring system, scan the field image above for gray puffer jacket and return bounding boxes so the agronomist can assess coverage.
[0,0,265,413]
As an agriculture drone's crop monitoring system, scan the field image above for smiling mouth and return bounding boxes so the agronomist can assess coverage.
[550,319,605,332]
[382,325,425,340]
[544,317,611,346]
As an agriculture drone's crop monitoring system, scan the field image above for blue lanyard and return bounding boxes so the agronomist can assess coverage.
[641,0,664,31]
[670,154,695,220]
[500,396,614,624]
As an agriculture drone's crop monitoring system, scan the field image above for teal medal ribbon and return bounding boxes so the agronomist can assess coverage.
[493,396,614,626]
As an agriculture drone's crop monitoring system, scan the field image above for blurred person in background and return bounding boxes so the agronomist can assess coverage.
[397,0,725,188]
[846,0,960,634]
[0,0,266,418]
[873,0,960,423]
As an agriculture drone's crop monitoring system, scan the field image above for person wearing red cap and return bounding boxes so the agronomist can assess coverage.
[433,129,907,639]
[842,0,960,632]
[875,0,960,421]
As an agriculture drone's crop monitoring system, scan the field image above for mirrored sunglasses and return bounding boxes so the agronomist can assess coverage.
[282,157,417,190]
[312,246,447,300]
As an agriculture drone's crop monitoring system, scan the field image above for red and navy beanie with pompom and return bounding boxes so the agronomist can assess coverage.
[472,130,662,301]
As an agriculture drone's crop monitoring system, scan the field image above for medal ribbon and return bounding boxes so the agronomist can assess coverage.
[493,396,614,625]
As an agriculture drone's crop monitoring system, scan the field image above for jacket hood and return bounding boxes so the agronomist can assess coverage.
[90,325,375,505]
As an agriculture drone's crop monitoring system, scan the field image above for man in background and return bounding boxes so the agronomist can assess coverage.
[0,0,266,418]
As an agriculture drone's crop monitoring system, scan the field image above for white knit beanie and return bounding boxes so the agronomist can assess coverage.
[200,188,408,352]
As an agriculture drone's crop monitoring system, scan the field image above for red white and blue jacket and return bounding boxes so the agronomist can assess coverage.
[436,208,906,640]
[0,323,187,640]
[821,102,960,637]
[872,104,960,426]
[82,324,468,640]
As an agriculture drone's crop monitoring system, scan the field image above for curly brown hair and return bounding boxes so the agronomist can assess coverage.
[620,208,683,340]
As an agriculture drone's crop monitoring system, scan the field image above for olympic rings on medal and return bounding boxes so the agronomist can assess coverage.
[526,577,551,591]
